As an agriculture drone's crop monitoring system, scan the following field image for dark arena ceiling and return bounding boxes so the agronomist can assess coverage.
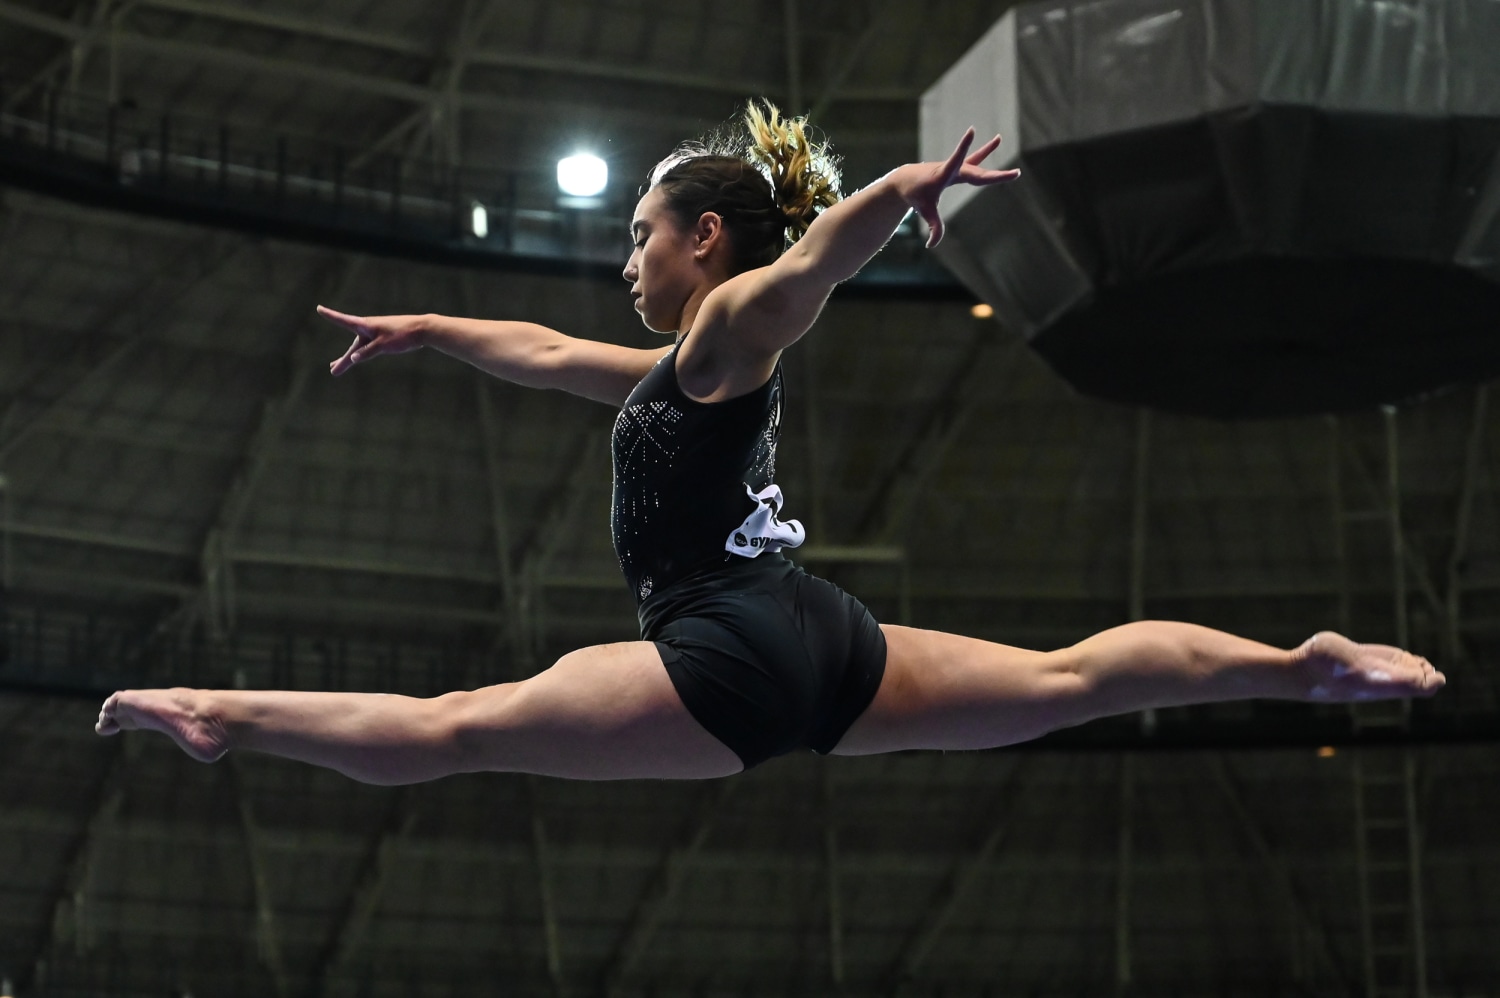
[1,1,1499,996]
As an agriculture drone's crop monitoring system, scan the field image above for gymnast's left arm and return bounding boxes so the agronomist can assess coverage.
[703,128,1020,356]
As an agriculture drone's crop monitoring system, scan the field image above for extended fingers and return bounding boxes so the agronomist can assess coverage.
[965,134,1003,165]
[940,127,976,181]
[330,334,366,376]
[962,165,1023,187]
[316,304,369,331]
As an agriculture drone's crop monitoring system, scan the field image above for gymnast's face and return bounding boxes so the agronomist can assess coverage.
[623,186,726,334]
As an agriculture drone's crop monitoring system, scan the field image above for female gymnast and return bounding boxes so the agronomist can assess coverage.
[96,102,1444,782]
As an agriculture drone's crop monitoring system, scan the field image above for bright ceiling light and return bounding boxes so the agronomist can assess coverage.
[557,153,608,197]
[970,302,995,319]
[470,201,488,239]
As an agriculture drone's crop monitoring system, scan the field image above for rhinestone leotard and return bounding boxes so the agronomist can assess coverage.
[610,337,802,604]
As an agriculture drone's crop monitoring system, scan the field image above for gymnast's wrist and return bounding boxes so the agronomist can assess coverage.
[413,313,442,348]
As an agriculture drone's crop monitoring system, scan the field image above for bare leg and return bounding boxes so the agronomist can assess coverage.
[95,641,743,782]
[832,622,1445,755]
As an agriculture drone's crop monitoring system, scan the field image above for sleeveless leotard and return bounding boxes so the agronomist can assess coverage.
[606,335,885,770]
[610,337,804,604]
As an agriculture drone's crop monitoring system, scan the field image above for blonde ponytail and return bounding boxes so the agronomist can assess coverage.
[742,100,843,244]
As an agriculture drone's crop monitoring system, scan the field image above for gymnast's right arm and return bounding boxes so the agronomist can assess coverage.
[317,306,671,407]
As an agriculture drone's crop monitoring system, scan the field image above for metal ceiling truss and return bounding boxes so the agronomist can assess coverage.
[0,0,913,144]
[1446,386,1489,671]
[597,779,737,996]
[311,787,419,996]
[885,756,1026,990]
[523,775,567,998]
[228,754,292,998]
[821,765,846,990]
[807,0,901,122]
[0,228,249,465]
[19,737,130,997]
[851,318,1019,544]
[1206,754,1351,993]
[476,368,531,665]
[1115,753,1134,995]
[377,0,505,168]
[167,254,363,642]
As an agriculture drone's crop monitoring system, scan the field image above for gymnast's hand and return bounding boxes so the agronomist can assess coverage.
[894,128,1021,249]
[318,305,429,376]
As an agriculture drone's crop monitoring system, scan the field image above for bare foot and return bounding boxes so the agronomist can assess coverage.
[1294,631,1446,703]
[95,688,231,762]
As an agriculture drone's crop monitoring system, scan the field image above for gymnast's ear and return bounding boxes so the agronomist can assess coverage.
[692,211,727,260]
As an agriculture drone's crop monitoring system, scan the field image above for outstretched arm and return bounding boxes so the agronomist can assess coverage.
[699,128,1020,357]
[319,307,670,407]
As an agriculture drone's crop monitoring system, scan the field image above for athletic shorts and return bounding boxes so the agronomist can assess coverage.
[638,552,887,771]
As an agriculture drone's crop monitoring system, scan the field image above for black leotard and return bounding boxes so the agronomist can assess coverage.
[610,337,804,604]
[608,336,886,770]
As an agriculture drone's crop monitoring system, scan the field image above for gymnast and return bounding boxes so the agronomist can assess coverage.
[96,101,1444,781]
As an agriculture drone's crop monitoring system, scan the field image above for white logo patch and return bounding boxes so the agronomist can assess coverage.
[724,483,805,557]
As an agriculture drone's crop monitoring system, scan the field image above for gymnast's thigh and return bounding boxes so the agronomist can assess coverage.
[825,624,1089,755]
[457,640,744,780]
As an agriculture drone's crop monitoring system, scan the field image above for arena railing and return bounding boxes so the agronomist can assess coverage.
[0,79,958,291]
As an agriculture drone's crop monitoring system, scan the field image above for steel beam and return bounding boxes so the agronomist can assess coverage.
[1131,410,1155,735]
[227,758,289,998]
[1446,386,1488,664]
[1404,750,1430,998]
[851,320,1017,543]
[808,0,899,122]
[173,256,362,639]
[523,776,566,998]
[1129,410,1149,624]
[597,780,736,996]
[1338,415,1447,630]
[1,470,12,591]
[30,540,1500,624]
[476,369,533,665]
[887,758,1025,985]
[1115,754,1134,996]
[0,232,248,465]
[311,788,418,997]
[822,766,845,990]
[801,335,828,534]
[130,0,787,97]
[1,0,120,111]
[1206,755,1352,993]
[361,0,502,168]
[19,739,128,996]
[1384,407,1410,650]
[0,2,715,131]
[0,0,918,149]
[1329,417,1352,634]
[783,0,804,114]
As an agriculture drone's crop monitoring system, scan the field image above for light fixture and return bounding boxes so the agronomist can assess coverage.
[469,201,488,239]
[970,302,994,319]
[1317,745,1337,758]
[557,153,608,198]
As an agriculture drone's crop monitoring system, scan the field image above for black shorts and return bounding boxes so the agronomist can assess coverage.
[638,552,887,771]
